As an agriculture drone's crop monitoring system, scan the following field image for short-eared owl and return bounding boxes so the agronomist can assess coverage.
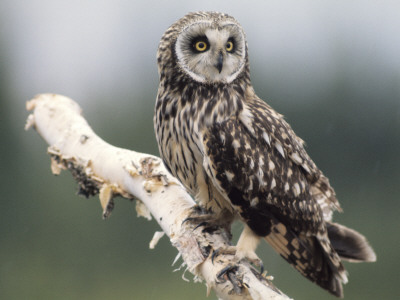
[154,11,375,297]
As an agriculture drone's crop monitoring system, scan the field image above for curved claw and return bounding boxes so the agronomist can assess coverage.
[211,248,220,264]
[193,221,208,231]
[217,264,237,281]
[248,257,264,274]
[181,217,190,226]
[259,260,264,274]
[217,265,242,294]
[181,205,207,226]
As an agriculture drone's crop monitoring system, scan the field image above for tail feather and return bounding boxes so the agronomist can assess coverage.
[327,222,377,263]
[264,219,346,298]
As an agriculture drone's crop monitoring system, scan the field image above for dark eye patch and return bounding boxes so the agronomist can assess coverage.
[191,36,209,53]
[226,37,236,53]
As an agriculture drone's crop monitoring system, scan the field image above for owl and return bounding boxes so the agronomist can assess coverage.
[154,11,376,297]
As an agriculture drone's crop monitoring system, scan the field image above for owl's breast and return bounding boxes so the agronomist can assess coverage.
[154,82,245,200]
[154,93,204,195]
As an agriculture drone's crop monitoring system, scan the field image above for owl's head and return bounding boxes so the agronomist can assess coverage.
[158,12,248,84]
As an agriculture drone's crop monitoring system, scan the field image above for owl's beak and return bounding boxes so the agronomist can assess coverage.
[215,52,224,73]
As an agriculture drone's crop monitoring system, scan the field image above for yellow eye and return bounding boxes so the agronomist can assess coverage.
[195,41,208,52]
[226,40,234,52]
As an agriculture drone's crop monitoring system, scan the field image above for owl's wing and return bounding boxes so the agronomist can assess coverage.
[201,98,346,296]
[202,97,339,230]
[202,110,319,234]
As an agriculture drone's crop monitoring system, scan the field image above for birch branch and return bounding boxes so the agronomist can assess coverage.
[25,93,292,300]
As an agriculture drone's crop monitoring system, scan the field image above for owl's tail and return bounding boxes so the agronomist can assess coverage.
[327,222,377,263]
[263,220,375,298]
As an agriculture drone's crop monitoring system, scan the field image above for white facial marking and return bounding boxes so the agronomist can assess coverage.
[175,21,246,83]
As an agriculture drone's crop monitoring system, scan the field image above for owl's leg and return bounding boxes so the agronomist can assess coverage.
[182,171,235,232]
[236,224,262,263]
[212,225,263,271]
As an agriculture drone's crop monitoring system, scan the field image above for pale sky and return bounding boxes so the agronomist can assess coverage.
[1,0,399,108]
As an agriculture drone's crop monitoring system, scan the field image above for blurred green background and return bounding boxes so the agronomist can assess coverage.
[1,1,399,299]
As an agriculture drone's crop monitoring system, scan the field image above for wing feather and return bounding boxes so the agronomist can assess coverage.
[201,97,347,296]
[202,100,325,234]
[242,97,341,218]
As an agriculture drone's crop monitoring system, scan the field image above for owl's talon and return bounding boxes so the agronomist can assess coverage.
[181,206,208,226]
[183,216,221,234]
[182,206,225,232]
[216,265,242,293]
[211,246,264,274]
[217,264,237,281]
[193,221,208,231]
[259,261,264,274]
[245,257,263,273]
[211,246,237,264]
[211,248,219,264]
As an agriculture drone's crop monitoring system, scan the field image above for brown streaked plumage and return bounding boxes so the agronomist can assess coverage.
[154,11,376,297]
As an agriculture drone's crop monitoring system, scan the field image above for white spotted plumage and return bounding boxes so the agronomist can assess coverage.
[154,11,376,298]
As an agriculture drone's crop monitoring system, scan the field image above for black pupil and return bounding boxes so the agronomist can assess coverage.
[192,37,208,52]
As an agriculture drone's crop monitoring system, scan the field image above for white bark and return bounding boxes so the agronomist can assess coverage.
[25,93,292,300]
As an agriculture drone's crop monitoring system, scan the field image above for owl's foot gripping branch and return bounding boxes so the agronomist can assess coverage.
[25,94,291,300]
